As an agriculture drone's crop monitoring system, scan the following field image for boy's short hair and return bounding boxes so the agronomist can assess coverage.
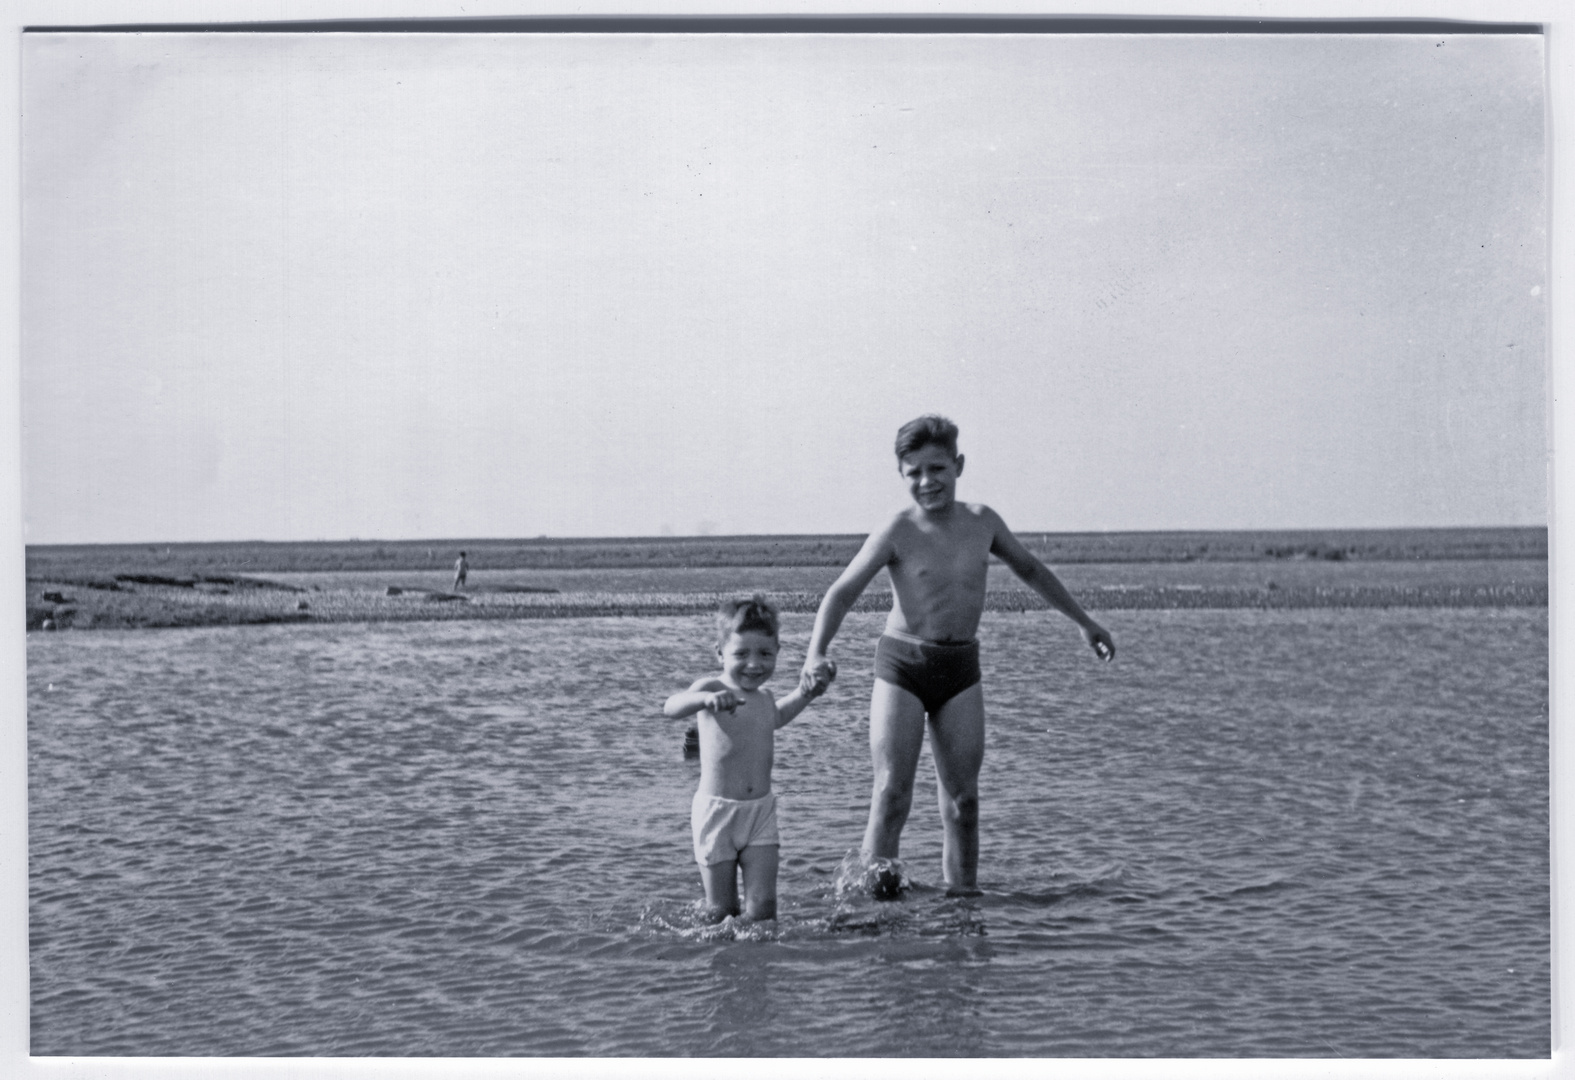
[715,593,780,649]
[894,414,960,462]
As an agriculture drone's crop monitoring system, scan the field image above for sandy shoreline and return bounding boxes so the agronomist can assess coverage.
[24,528,1549,631]
[26,526,1547,578]
[24,578,1548,632]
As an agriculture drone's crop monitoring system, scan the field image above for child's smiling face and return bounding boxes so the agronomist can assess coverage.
[899,443,964,513]
[717,629,779,691]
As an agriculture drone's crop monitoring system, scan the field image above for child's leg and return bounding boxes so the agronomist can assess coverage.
[738,844,779,921]
[862,679,928,861]
[699,859,740,920]
[929,684,985,893]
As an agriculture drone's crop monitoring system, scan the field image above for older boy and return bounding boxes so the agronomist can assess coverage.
[665,595,834,921]
[801,415,1114,896]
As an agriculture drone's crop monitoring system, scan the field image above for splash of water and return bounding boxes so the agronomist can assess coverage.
[637,901,780,942]
[832,849,909,902]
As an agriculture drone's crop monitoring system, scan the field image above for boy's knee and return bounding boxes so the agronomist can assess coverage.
[943,790,979,827]
[873,776,914,812]
[870,786,913,835]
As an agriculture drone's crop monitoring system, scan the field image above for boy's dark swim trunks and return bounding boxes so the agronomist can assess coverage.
[874,633,982,715]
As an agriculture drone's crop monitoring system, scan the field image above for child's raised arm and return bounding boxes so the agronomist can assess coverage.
[986,509,1115,662]
[775,660,837,728]
[664,678,745,718]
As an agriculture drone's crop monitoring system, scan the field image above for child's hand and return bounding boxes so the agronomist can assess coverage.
[816,658,838,695]
[800,656,837,697]
[704,689,746,713]
[1083,623,1116,662]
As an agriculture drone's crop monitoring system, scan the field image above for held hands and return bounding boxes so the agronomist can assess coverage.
[1083,623,1116,663]
[799,656,838,698]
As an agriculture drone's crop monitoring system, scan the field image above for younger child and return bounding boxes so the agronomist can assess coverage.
[664,595,835,922]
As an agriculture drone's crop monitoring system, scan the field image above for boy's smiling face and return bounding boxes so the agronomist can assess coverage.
[717,629,779,691]
[899,443,965,514]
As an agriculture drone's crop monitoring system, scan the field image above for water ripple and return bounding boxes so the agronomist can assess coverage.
[27,608,1547,1056]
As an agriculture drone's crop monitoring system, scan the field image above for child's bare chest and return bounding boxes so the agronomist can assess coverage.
[703,701,774,745]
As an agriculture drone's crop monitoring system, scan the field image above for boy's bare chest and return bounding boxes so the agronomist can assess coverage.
[891,522,992,585]
[704,701,774,740]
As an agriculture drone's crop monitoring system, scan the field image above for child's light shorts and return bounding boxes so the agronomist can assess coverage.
[691,791,779,866]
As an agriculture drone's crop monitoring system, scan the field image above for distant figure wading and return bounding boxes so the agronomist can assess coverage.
[453,551,469,592]
[802,415,1115,897]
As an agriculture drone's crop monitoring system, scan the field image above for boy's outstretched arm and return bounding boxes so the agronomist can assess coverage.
[800,527,895,693]
[664,678,744,718]
[986,509,1115,661]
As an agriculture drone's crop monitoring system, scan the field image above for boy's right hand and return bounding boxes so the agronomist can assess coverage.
[800,656,837,697]
[704,689,745,714]
[1083,623,1116,662]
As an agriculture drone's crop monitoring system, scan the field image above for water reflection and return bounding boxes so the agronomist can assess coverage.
[704,946,782,1055]
[27,609,1549,1056]
[863,933,996,1057]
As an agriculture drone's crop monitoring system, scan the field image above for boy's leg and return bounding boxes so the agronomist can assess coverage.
[929,683,985,894]
[698,859,740,920]
[738,844,779,921]
[861,678,928,862]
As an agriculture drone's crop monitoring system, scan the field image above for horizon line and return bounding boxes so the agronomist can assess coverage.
[23,524,1549,550]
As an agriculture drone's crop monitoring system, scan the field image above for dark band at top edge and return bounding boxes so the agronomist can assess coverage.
[22,16,1546,35]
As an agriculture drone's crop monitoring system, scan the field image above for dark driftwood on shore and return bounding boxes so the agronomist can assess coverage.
[27,579,1546,632]
[20,526,1550,631]
[23,526,1549,581]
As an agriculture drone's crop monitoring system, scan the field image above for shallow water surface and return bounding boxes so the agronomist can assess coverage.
[28,608,1548,1056]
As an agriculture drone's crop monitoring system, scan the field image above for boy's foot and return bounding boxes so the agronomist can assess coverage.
[862,858,907,901]
[944,884,983,898]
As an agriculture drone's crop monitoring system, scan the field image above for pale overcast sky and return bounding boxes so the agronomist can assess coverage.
[21,29,1546,543]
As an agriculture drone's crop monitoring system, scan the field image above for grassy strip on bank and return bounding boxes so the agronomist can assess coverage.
[26,526,1547,581]
[26,580,1549,631]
